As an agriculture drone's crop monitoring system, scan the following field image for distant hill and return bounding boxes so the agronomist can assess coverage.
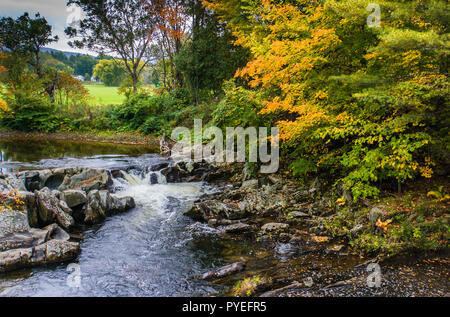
[41,47,95,58]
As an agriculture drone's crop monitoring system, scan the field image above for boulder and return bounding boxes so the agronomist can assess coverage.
[160,166,183,183]
[4,175,26,191]
[0,240,80,273]
[22,191,39,228]
[241,179,259,190]
[350,223,365,236]
[0,210,30,237]
[0,223,69,252]
[149,162,169,172]
[149,173,159,185]
[223,223,252,234]
[185,200,246,221]
[23,171,41,192]
[35,188,75,230]
[287,210,310,218]
[84,190,107,224]
[57,168,112,192]
[240,185,289,214]
[60,190,87,208]
[84,190,135,225]
[261,222,289,232]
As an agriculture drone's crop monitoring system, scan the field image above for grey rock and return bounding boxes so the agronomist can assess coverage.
[0,210,30,237]
[0,224,70,252]
[58,168,111,192]
[23,171,40,191]
[241,179,259,190]
[267,175,283,185]
[60,190,87,208]
[223,222,252,233]
[35,188,75,230]
[21,191,39,228]
[185,200,246,221]
[288,210,310,218]
[261,222,289,232]
[0,240,80,273]
[84,190,107,224]
[84,190,135,225]
[5,175,26,191]
[196,262,246,280]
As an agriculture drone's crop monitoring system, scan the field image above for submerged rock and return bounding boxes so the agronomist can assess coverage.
[195,262,246,280]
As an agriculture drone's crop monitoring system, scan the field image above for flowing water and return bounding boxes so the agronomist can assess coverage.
[0,137,448,297]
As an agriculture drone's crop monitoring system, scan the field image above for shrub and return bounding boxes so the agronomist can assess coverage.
[0,91,57,132]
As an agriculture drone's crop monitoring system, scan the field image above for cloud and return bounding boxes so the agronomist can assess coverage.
[0,0,93,55]
[0,0,68,18]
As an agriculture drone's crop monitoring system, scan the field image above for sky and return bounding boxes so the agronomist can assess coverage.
[0,0,93,55]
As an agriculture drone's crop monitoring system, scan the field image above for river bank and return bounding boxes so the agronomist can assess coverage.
[176,161,449,296]
[0,130,159,147]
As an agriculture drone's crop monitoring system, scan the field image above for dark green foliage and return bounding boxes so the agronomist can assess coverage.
[0,93,56,132]
[174,0,249,104]
[108,92,185,134]
[0,13,58,77]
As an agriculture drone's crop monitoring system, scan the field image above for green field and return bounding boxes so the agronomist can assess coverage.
[84,83,125,105]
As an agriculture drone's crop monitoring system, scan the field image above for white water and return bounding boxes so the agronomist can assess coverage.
[0,161,222,297]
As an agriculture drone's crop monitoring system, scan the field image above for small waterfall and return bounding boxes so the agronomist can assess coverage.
[111,165,198,215]
[114,168,167,186]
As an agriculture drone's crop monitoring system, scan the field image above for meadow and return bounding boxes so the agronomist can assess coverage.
[84,83,125,105]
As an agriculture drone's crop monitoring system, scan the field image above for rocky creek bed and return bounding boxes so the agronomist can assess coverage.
[0,141,448,297]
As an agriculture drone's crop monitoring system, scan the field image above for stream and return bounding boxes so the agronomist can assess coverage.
[0,137,448,297]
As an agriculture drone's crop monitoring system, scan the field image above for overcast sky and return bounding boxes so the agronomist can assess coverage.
[1,0,93,55]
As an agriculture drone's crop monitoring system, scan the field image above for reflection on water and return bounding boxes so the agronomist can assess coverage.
[0,137,158,174]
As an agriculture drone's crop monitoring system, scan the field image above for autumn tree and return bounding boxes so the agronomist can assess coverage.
[144,0,190,91]
[207,0,449,199]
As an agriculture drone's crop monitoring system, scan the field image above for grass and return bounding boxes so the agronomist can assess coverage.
[84,83,125,105]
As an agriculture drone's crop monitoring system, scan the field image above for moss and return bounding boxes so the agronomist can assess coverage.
[232,275,271,297]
